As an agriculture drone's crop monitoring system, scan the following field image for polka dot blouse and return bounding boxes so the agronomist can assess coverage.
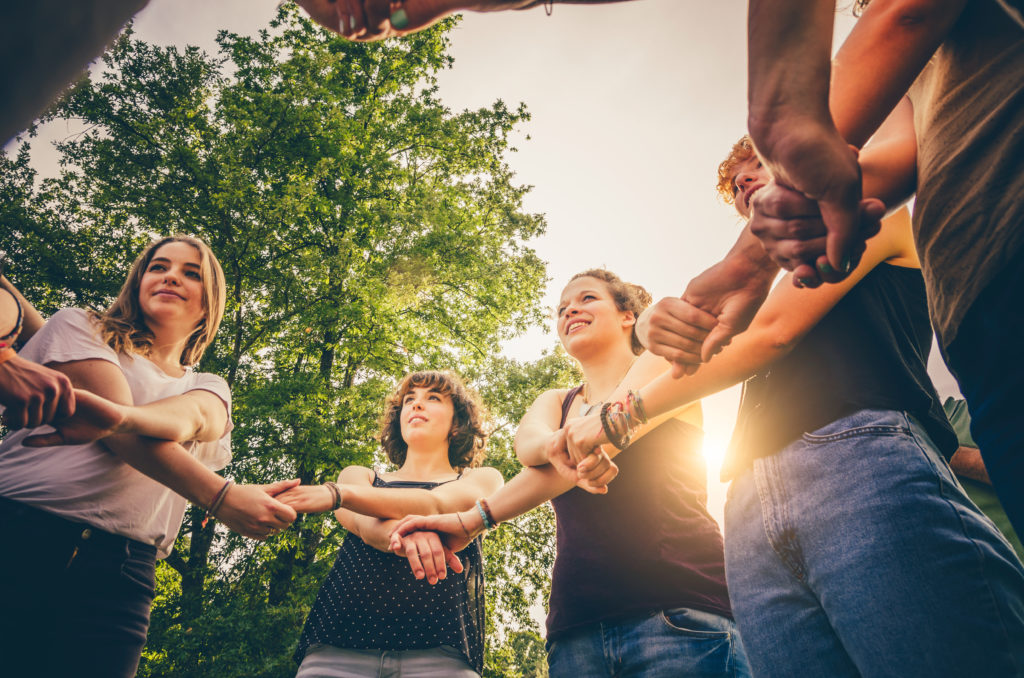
[295,474,484,672]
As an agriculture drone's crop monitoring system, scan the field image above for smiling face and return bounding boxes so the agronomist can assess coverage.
[731,155,770,219]
[399,386,456,450]
[137,241,207,334]
[556,276,634,358]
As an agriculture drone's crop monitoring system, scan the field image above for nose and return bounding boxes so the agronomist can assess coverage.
[163,267,181,286]
[734,169,757,192]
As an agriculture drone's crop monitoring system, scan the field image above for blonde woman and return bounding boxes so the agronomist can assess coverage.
[0,236,297,678]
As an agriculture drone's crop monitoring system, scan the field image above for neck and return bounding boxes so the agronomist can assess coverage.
[145,323,191,375]
[578,341,637,402]
[399,445,457,479]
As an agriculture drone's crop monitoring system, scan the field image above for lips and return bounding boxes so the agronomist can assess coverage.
[565,319,590,335]
[407,415,428,424]
[742,183,764,212]
[154,288,185,300]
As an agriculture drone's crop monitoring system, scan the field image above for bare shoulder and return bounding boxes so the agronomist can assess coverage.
[338,465,375,485]
[461,465,504,492]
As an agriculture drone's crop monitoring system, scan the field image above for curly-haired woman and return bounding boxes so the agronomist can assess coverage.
[278,370,503,677]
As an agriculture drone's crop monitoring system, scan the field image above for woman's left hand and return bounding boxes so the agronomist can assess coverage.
[563,411,609,466]
[276,484,334,513]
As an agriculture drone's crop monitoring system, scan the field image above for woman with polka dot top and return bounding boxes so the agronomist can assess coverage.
[278,370,503,677]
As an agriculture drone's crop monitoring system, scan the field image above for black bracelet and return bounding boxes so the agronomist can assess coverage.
[0,286,23,343]
[600,402,630,450]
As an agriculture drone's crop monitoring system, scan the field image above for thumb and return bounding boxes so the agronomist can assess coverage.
[819,197,861,275]
[390,0,464,31]
[445,547,464,574]
[262,478,301,496]
[701,324,734,363]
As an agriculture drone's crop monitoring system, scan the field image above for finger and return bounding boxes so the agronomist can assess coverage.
[701,323,740,363]
[791,263,822,288]
[445,547,464,574]
[23,432,63,447]
[271,499,298,524]
[819,198,860,276]
[57,380,76,419]
[427,537,448,581]
[670,361,687,379]
[348,0,369,36]
[407,545,425,580]
[263,478,302,496]
[25,396,44,429]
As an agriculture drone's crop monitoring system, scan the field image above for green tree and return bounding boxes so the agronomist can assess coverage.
[1,6,578,676]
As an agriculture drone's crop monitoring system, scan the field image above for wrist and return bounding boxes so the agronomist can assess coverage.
[461,508,485,537]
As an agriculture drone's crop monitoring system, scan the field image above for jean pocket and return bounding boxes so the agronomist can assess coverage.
[659,607,732,640]
[801,417,910,445]
[119,548,156,596]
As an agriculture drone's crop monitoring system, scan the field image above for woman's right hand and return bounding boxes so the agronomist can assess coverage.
[214,479,300,539]
[276,484,335,513]
[389,511,480,581]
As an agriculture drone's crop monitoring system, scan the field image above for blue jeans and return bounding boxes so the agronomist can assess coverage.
[546,608,751,678]
[944,254,1024,536]
[724,409,1024,677]
[0,497,157,678]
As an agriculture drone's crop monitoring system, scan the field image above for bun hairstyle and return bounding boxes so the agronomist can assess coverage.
[569,269,652,355]
[379,370,488,471]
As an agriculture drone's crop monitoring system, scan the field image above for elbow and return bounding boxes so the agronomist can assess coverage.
[869,0,963,35]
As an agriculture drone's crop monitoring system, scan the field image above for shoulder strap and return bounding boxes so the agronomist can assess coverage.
[559,384,585,428]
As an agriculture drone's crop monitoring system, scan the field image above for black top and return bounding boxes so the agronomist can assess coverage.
[723,263,958,479]
[295,474,485,671]
[546,386,732,640]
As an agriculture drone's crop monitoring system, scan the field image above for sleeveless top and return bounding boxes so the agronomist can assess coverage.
[546,387,732,640]
[723,263,958,479]
[295,474,485,672]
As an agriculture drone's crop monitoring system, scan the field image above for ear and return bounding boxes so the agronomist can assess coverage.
[621,311,637,329]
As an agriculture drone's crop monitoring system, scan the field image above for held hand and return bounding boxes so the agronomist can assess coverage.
[214,479,300,539]
[575,449,619,494]
[563,412,610,466]
[396,530,462,584]
[276,484,335,513]
[682,255,775,365]
[0,355,76,429]
[389,511,479,559]
[545,428,580,483]
[22,389,127,447]
[635,301,716,377]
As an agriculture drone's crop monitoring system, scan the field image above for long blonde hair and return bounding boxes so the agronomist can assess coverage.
[91,236,226,366]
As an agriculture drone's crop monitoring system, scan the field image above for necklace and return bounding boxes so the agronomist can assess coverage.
[578,356,637,417]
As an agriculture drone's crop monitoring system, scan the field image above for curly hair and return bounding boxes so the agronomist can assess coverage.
[90,235,226,367]
[568,269,652,355]
[715,135,758,206]
[379,371,488,471]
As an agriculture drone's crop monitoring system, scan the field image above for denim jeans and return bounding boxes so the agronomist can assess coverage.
[296,644,479,677]
[546,608,751,678]
[0,497,157,678]
[944,254,1024,537]
[724,409,1024,677]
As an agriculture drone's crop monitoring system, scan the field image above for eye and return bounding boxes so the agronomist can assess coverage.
[149,263,166,272]
[429,394,441,401]
[583,294,596,302]
[185,271,202,280]
[556,306,566,317]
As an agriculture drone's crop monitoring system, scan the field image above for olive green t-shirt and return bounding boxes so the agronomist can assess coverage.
[908,0,1024,348]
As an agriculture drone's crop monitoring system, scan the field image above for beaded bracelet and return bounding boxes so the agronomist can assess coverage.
[626,390,649,425]
[600,401,633,450]
[0,286,23,343]
[479,498,499,529]
[475,499,494,531]
[201,479,234,528]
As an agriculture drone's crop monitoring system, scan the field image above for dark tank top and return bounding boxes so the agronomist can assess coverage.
[723,263,958,479]
[546,387,732,640]
[295,474,484,671]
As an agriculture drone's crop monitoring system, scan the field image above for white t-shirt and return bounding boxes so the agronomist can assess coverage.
[0,308,232,558]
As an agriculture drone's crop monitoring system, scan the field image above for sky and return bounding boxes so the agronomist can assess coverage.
[23,0,889,524]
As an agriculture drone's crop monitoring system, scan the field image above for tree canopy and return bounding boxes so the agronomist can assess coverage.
[1,7,576,676]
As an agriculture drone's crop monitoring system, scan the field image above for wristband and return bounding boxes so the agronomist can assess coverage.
[475,499,493,531]
[201,479,234,528]
[479,498,499,529]
[0,286,22,342]
[324,481,343,511]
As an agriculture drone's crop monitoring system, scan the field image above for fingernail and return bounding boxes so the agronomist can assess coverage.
[817,260,835,275]
[797,277,812,288]
[338,15,347,32]
[350,15,356,30]
[391,9,409,28]
[841,257,852,274]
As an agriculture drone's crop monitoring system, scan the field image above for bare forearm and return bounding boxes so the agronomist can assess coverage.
[484,464,573,524]
[336,508,398,552]
[748,0,836,162]
[0,276,44,342]
[831,0,967,147]
[122,392,225,442]
[100,434,224,507]
[515,422,556,467]
[340,484,451,520]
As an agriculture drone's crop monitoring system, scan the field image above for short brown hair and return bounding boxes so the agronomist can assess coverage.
[569,269,652,355]
[379,371,488,470]
[91,235,226,366]
[715,135,757,205]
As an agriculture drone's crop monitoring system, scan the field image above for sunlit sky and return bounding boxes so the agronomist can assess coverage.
[20,0,965,525]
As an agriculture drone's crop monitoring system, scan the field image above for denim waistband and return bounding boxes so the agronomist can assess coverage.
[0,494,157,557]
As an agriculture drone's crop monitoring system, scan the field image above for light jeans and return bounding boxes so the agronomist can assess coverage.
[724,408,1024,677]
[296,644,478,678]
[546,607,751,677]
